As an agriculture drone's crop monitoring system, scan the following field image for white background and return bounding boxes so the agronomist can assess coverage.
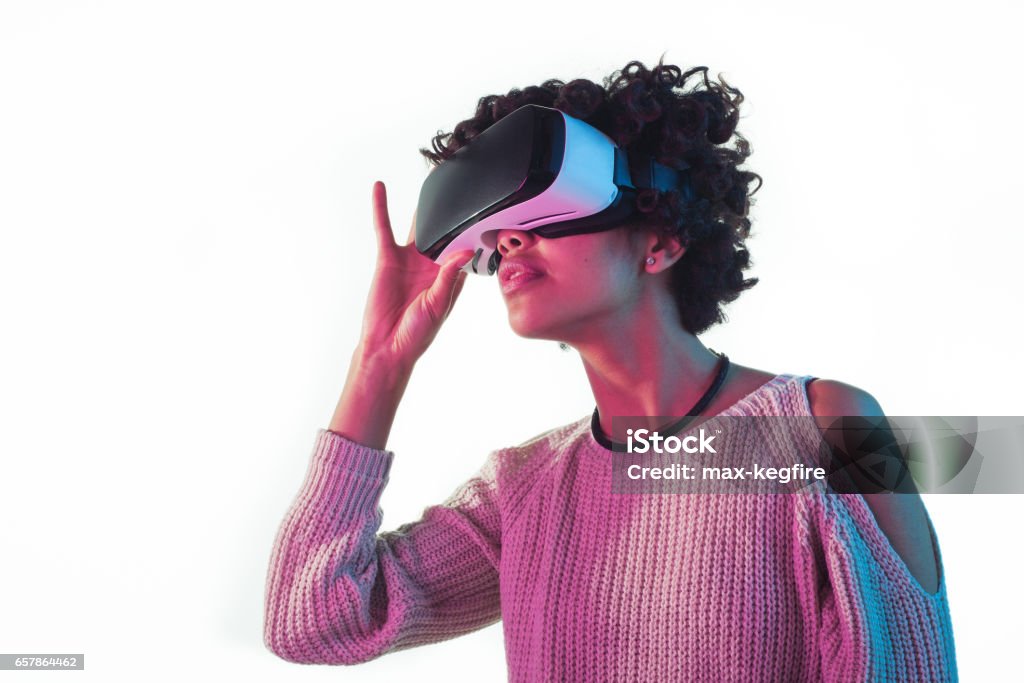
[1,1,1021,680]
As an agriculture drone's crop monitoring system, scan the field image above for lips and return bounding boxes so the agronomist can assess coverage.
[498,259,544,294]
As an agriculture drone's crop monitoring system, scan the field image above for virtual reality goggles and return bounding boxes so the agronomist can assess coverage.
[414,104,694,276]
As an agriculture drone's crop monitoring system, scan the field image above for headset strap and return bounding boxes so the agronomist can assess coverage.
[614,147,694,201]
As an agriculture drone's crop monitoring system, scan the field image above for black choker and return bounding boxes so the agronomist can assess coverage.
[590,351,730,451]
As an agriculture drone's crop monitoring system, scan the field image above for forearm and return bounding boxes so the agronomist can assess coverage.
[264,430,395,664]
[328,344,413,450]
[264,430,503,665]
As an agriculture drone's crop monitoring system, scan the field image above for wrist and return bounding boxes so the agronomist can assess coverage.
[349,342,415,391]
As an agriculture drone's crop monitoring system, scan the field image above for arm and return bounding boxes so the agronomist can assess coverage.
[263,181,491,663]
[807,379,939,593]
[326,179,475,453]
[799,379,959,681]
[263,429,503,664]
[792,485,959,682]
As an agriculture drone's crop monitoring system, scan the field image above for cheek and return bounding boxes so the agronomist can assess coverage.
[539,234,638,302]
[558,257,636,305]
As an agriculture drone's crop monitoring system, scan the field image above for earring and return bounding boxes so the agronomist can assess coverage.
[646,257,656,265]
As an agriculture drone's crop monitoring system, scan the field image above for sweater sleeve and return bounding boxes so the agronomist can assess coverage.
[795,490,959,682]
[263,429,502,665]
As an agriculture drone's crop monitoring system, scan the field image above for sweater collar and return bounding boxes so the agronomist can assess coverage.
[585,374,794,454]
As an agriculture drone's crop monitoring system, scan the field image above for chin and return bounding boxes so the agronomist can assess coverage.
[506,309,560,341]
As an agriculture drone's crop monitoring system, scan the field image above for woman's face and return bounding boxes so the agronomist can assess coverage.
[493,226,649,343]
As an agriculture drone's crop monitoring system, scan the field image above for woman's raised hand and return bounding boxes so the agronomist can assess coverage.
[356,181,476,372]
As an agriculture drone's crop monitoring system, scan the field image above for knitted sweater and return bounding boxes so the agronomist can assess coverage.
[264,374,958,681]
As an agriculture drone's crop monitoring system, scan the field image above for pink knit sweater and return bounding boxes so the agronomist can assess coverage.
[264,374,958,681]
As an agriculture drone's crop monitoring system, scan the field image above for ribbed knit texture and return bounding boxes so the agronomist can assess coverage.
[264,374,958,681]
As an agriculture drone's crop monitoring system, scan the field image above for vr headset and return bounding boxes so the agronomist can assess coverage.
[414,104,694,276]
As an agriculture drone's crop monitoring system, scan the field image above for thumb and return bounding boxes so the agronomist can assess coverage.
[445,269,468,318]
[423,250,474,319]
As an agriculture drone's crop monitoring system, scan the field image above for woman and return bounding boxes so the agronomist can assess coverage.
[263,59,958,681]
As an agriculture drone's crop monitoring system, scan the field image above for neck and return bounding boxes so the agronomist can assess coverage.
[566,296,723,443]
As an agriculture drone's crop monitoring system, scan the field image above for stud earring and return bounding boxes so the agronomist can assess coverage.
[646,257,656,265]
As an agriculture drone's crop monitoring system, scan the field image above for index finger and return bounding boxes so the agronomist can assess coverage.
[372,181,397,252]
[405,208,418,247]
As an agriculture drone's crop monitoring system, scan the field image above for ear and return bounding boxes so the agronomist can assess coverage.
[642,230,686,273]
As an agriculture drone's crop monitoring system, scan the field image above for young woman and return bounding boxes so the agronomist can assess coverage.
[263,60,958,681]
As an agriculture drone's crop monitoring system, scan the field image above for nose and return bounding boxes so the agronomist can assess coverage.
[495,228,537,256]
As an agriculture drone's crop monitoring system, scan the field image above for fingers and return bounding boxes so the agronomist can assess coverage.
[443,249,477,275]
[371,181,397,253]
[406,208,418,247]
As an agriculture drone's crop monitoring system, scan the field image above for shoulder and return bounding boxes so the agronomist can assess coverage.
[805,377,884,418]
[492,416,590,477]
[803,377,891,480]
[803,377,889,487]
[511,415,591,453]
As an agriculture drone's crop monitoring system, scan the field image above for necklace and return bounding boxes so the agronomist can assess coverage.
[590,350,731,450]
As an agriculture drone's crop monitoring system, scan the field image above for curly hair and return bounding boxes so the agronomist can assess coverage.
[419,57,762,336]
